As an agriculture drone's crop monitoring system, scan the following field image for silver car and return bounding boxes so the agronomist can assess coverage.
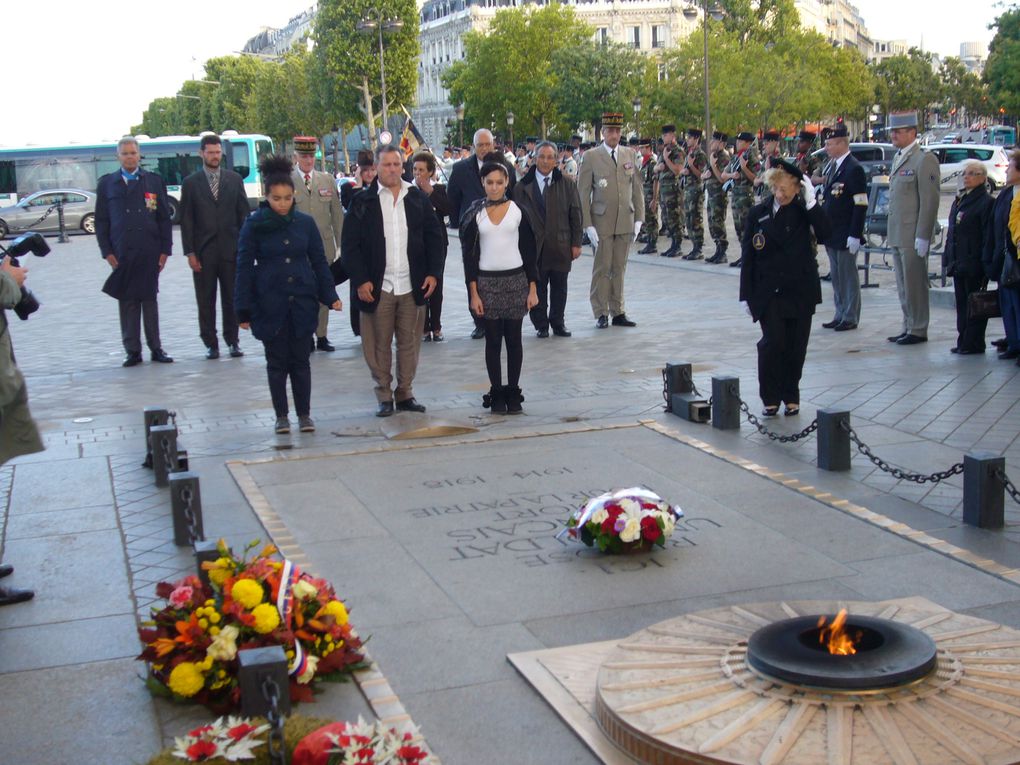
[0,189,96,237]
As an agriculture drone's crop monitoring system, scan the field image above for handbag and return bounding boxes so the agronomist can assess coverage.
[967,288,1001,320]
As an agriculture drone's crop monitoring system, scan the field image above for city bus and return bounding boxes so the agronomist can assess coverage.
[0,132,275,222]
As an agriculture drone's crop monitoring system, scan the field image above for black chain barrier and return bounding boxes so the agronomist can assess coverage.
[839,418,964,485]
[661,368,670,411]
[738,398,819,443]
[261,675,287,765]
[179,485,203,544]
[994,468,1020,505]
[160,436,174,477]
[20,203,59,231]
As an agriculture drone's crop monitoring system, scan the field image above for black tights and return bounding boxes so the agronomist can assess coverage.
[484,318,523,388]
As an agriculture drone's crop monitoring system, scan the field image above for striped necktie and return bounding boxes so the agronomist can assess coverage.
[304,173,311,193]
[208,173,219,201]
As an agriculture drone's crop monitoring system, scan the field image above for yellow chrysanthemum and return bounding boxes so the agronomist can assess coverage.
[208,568,230,587]
[323,600,349,626]
[231,579,264,609]
[168,662,205,697]
[252,603,281,634]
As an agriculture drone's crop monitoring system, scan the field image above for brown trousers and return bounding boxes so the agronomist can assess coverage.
[359,290,425,403]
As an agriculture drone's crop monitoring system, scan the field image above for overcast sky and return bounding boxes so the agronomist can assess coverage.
[2,0,1005,147]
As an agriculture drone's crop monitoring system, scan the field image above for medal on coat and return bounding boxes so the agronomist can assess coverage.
[144,192,158,212]
[752,231,766,250]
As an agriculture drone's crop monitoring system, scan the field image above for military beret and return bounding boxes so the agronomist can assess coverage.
[628,136,640,146]
[735,131,755,143]
[826,125,849,139]
[797,130,816,142]
[661,124,677,134]
[687,128,703,139]
[712,131,728,142]
[763,131,781,142]
[571,134,583,141]
[774,159,804,180]
[526,136,538,143]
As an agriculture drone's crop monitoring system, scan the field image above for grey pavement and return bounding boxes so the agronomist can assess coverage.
[2,193,1020,765]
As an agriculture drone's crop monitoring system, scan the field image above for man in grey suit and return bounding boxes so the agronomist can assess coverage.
[578,112,644,328]
[292,136,344,352]
[886,111,940,345]
[180,134,251,359]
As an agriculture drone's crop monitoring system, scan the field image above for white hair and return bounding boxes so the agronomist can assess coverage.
[117,136,139,151]
[473,128,493,148]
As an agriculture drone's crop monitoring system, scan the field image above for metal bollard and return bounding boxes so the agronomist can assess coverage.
[142,407,170,469]
[711,376,741,430]
[963,452,1005,529]
[817,409,852,471]
[663,363,694,413]
[194,540,219,586]
[238,646,292,717]
[150,424,177,488]
[169,471,204,546]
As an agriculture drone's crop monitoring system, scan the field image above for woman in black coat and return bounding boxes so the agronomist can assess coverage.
[739,160,832,417]
[944,161,994,354]
[412,151,451,342]
[235,156,342,434]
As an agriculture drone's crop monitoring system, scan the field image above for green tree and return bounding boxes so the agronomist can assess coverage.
[550,40,645,136]
[938,56,988,124]
[251,47,336,151]
[716,0,801,46]
[984,7,1020,117]
[871,48,942,124]
[314,0,419,135]
[204,55,267,133]
[441,3,592,139]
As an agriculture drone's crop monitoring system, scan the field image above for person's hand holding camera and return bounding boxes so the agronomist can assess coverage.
[1,258,27,289]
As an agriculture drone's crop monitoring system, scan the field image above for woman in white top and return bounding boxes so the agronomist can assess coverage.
[459,161,539,413]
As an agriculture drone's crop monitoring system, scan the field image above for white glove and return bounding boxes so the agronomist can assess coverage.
[801,177,816,209]
[914,238,930,258]
[585,226,600,250]
[632,229,641,243]
[846,237,862,255]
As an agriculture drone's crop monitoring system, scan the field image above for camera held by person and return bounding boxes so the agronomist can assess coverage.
[0,231,49,320]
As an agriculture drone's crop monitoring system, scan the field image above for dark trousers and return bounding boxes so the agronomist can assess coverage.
[953,272,988,352]
[757,301,812,406]
[529,269,569,331]
[193,257,239,349]
[263,322,312,417]
[118,299,161,355]
[1000,285,1020,352]
[424,275,444,333]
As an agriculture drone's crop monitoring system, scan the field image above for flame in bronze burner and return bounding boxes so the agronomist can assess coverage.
[817,609,861,655]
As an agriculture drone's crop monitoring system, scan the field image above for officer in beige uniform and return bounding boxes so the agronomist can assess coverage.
[577,112,644,328]
[292,136,344,352]
[886,112,940,345]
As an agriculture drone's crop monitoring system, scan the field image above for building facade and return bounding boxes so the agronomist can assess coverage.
[242,7,316,58]
[959,41,987,75]
[795,0,871,51]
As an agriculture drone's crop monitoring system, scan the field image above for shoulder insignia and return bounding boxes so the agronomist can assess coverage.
[853,193,868,206]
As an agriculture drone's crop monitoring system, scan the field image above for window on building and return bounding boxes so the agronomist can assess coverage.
[629,26,641,49]
[652,25,666,49]
[658,63,668,81]
[594,27,608,45]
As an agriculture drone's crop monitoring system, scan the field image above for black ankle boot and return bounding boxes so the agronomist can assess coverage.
[661,237,679,257]
[638,239,657,254]
[504,385,524,414]
[483,386,507,413]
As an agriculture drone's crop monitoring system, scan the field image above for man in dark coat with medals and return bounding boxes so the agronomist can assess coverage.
[96,136,174,367]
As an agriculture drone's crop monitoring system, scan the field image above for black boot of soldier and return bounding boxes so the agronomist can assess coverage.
[706,244,728,264]
[638,237,658,254]
[661,237,680,257]
[682,245,704,261]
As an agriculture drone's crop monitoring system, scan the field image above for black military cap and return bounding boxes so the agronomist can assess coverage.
[763,130,781,142]
[826,125,849,139]
[628,136,640,146]
[526,136,538,144]
[661,124,677,134]
[774,159,804,180]
[571,134,583,142]
[797,130,816,142]
[712,131,728,142]
[735,131,755,143]
[686,128,703,139]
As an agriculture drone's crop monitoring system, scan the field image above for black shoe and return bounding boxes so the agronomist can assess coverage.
[992,338,1008,350]
[470,326,485,340]
[504,385,524,414]
[661,238,680,257]
[123,353,143,367]
[423,333,432,342]
[682,248,704,261]
[551,325,572,337]
[705,249,728,264]
[316,336,335,352]
[0,564,12,579]
[206,347,220,360]
[998,349,1020,360]
[822,320,840,329]
[761,405,779,418]
[638,241,658,255]
[729,257,742,268]
[298,415,315,432]
[888,333,907,343]
[950,347,959,354]
[483,386,507,414]
[536,328,549,338]
[0,586,34,607]
[611,314,637,327]
[151,350,174,363]
[432,331,444,342]
[396,397,426,413]
[784,404,800,416]
[228,343,244,358]
[833,322,858,331]
[376,401,395,417]
[956,348,984,355]
[596,315,609,329]
[274,416,290,434]
[896,334,927,345]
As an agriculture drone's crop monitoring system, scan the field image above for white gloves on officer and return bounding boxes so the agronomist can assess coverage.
[585,226,599,250]
[846,237,862,255]
[914,238,930,258]
[801,177,817,210]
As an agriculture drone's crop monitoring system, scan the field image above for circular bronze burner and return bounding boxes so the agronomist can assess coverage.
[746,614,937,689]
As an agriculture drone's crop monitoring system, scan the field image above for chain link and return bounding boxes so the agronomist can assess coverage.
[262,675,287,765]
[18,203,59,231]
[179,486,202,544]
[662,369,712,411]
[159,436,174,477]
[738,399,819,442]
[994,468,1020,505]
[840,419,964,484]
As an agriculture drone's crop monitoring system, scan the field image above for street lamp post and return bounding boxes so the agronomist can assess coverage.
[632,96,641,137]
[357,9,404,138]
[456,103,465,148]
[684,2,725,138]
[506,111,515,150]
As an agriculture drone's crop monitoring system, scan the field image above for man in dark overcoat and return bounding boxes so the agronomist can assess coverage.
[96,136,174,366]
[180,134,251,359]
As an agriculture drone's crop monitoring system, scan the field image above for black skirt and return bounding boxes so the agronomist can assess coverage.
[478,267,528,320]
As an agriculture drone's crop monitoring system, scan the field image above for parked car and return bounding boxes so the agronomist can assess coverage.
[812,143,897,188]
[0,189,96,237]
[924,143,1010,192]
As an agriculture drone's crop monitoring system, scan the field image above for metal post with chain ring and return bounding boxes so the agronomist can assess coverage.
[262,676,287,765]
[170,472,204,546]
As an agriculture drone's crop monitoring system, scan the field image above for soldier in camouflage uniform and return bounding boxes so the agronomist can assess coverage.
[658,125,686,257]
[790,130,822,181]
[637,139,660,254]
[680,128,708,260]
[702,131,731,264]
[721,131,761,268]
[754,130,783,202]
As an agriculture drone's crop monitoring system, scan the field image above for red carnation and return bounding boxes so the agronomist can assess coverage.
[641,515,662,542]
[185,740,218,761]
